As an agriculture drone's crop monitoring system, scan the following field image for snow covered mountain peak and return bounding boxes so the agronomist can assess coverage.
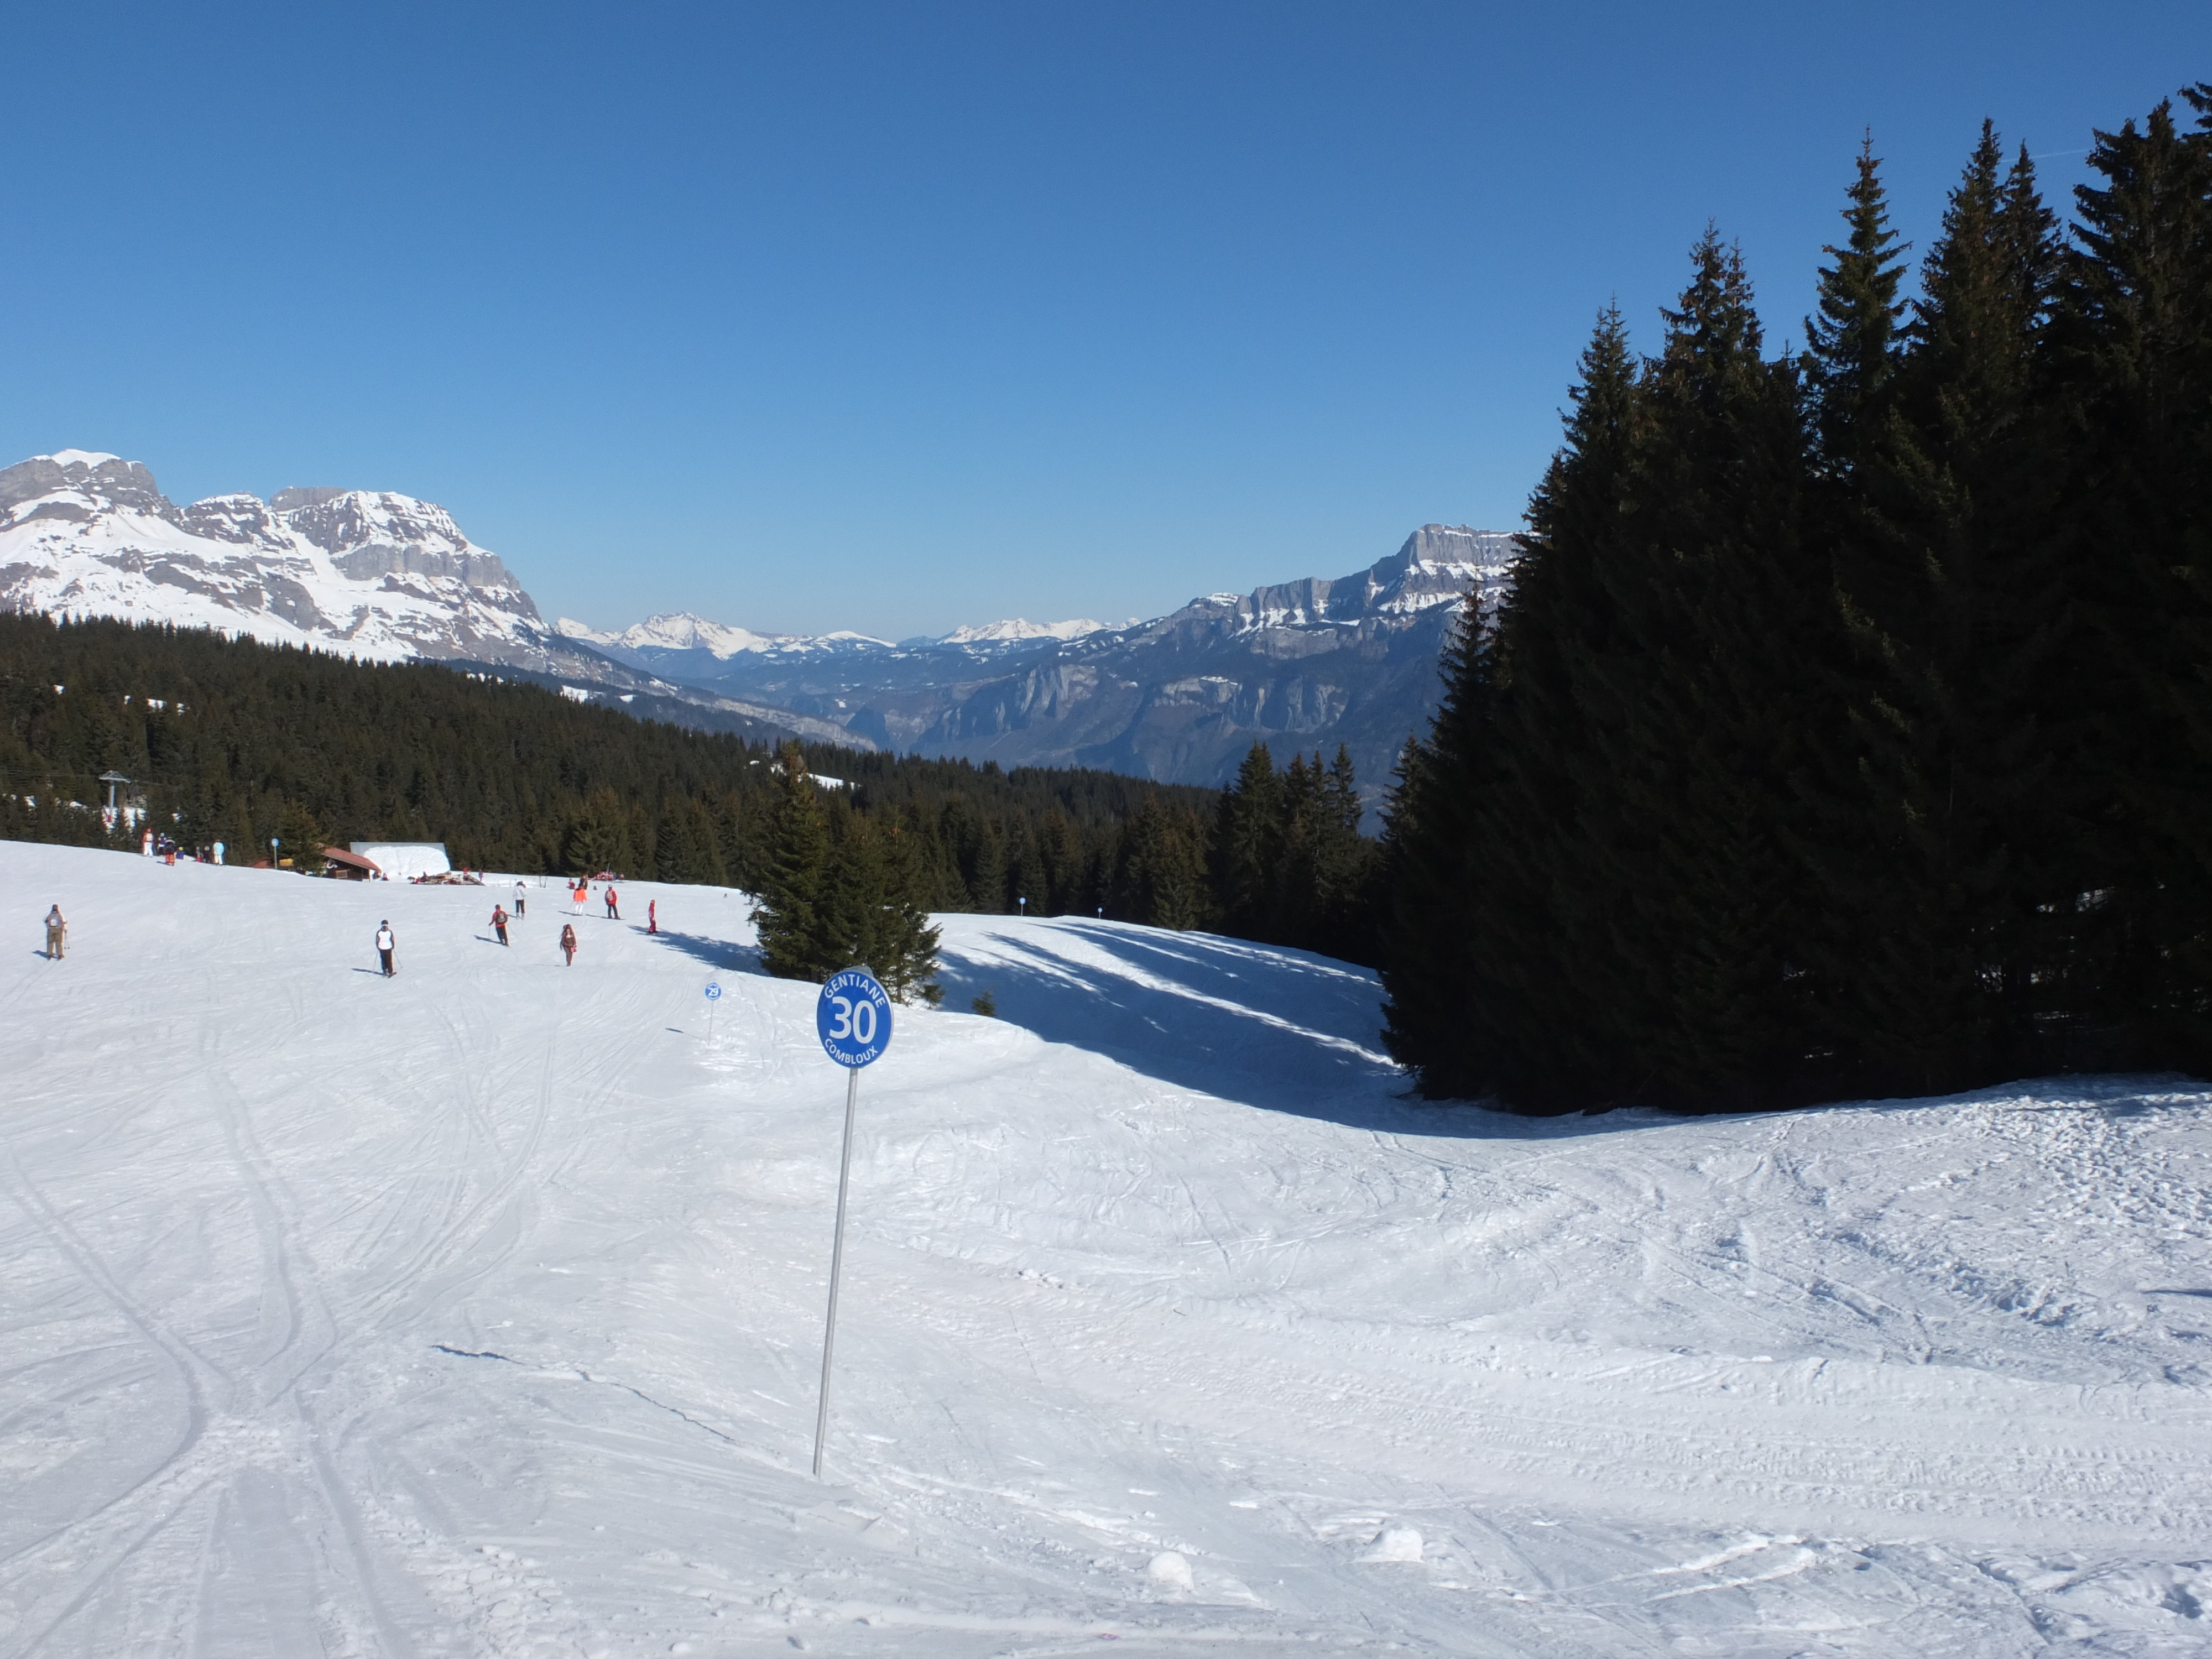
[937,617,1113,645]
[0,451,556,669]
[556,612,894,660]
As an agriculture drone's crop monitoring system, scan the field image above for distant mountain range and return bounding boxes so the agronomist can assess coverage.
[1,449,1519,808]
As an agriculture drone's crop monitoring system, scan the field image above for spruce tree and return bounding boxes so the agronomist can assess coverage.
[1384,306,1645,1103]
[1817,125,2074,1089]
[753,743,832,980]
[1212,742,1284,937]
[2060,87,2212,1056]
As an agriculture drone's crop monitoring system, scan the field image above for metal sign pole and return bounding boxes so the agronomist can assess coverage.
[813,1063,861,1478]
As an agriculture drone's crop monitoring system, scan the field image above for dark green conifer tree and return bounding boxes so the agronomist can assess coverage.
[753,743,832,980]
[1114,791,1211,930]
[1817,126,2072,1088]
[2060,86,2212,1055]
[1212,742,1284,937]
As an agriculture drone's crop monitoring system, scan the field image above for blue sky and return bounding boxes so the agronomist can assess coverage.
[2,3,2204,637]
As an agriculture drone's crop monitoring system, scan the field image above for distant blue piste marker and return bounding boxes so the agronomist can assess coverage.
[703,980,722,1044]
[811,966,893,1480]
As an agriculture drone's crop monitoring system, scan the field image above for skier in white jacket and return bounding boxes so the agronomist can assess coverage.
[375,922,396,978]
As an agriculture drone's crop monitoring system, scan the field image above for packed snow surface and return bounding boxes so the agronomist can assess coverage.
[5,841,2210,1657]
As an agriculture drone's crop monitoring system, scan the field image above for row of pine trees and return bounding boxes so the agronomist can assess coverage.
[745,735,1381,999]
[2,615,1385,990]
[1381,86,2212,1112]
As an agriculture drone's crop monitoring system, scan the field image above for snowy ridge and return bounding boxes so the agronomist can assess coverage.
[0,450,570,669]
[936,616,1114,645]
[1179,524,1519,635]
[3,839,2208,1655]
[556,611,895,662]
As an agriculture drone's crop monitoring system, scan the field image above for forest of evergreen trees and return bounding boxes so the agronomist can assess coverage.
[0,613,1381,982]
[1383,85,2212,1113]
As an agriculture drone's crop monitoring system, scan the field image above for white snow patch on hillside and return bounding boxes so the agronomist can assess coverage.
[3,839,2210,1656]
[938,617,1110,645]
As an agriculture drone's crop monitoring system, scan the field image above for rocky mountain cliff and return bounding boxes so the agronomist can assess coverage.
[0,450,865,747]
[568,525,1519,812]
[0,450,567,666]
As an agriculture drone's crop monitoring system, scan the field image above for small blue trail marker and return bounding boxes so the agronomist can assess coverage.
[811,967,893,1478]
[703,981,722,1044]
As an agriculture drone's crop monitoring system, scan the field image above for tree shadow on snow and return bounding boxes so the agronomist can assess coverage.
[930,920,1649,1139]
[644,927,761,977]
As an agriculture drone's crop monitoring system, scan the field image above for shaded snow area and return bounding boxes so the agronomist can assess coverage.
[4,841,2210,1658]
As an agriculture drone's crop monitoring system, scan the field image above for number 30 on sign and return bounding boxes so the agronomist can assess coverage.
[816,968,893,1068]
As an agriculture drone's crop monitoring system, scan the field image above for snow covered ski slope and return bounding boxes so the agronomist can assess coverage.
[3,840,2210,1657]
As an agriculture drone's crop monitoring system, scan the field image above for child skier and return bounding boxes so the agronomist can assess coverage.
[43,904,65,961]
[492,904,510,946]
[604,885,620,920]
[560,922,578,966]
[647,898,657,935]
[375,921,396,977]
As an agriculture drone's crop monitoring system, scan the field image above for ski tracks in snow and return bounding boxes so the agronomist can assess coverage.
[4,854,2212,1656]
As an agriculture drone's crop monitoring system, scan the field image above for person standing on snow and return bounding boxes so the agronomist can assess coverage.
[647,898,657,935]
[43,904,66,960]
[492,904,510,946]
[375,921,397,977]
[559,922,578,966]
[604,884,620,921]
[514,879,527,918]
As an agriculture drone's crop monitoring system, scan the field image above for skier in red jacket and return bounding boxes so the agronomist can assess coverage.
[604,885,620,920]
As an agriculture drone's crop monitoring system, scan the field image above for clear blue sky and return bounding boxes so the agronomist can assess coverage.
[2,3,2204,638]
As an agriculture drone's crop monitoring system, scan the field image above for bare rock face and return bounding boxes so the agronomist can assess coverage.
[283,491,527,592]
[0,452,173,518]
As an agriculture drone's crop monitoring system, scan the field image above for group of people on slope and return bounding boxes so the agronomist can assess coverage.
[37,881,658,976]
[373,880,658,975]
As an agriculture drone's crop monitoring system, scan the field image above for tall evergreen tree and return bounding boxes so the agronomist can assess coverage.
[1612,232,1822,1106]
[1384,306,1644,1102]
[1212,742,1285,937]
[1803,136,1910,473]
[1115,791,1211,930]
[753,743,832,980]
[813,798,943,1002]
[1816,126,2074,1089]
[2060,87,2212,1054]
